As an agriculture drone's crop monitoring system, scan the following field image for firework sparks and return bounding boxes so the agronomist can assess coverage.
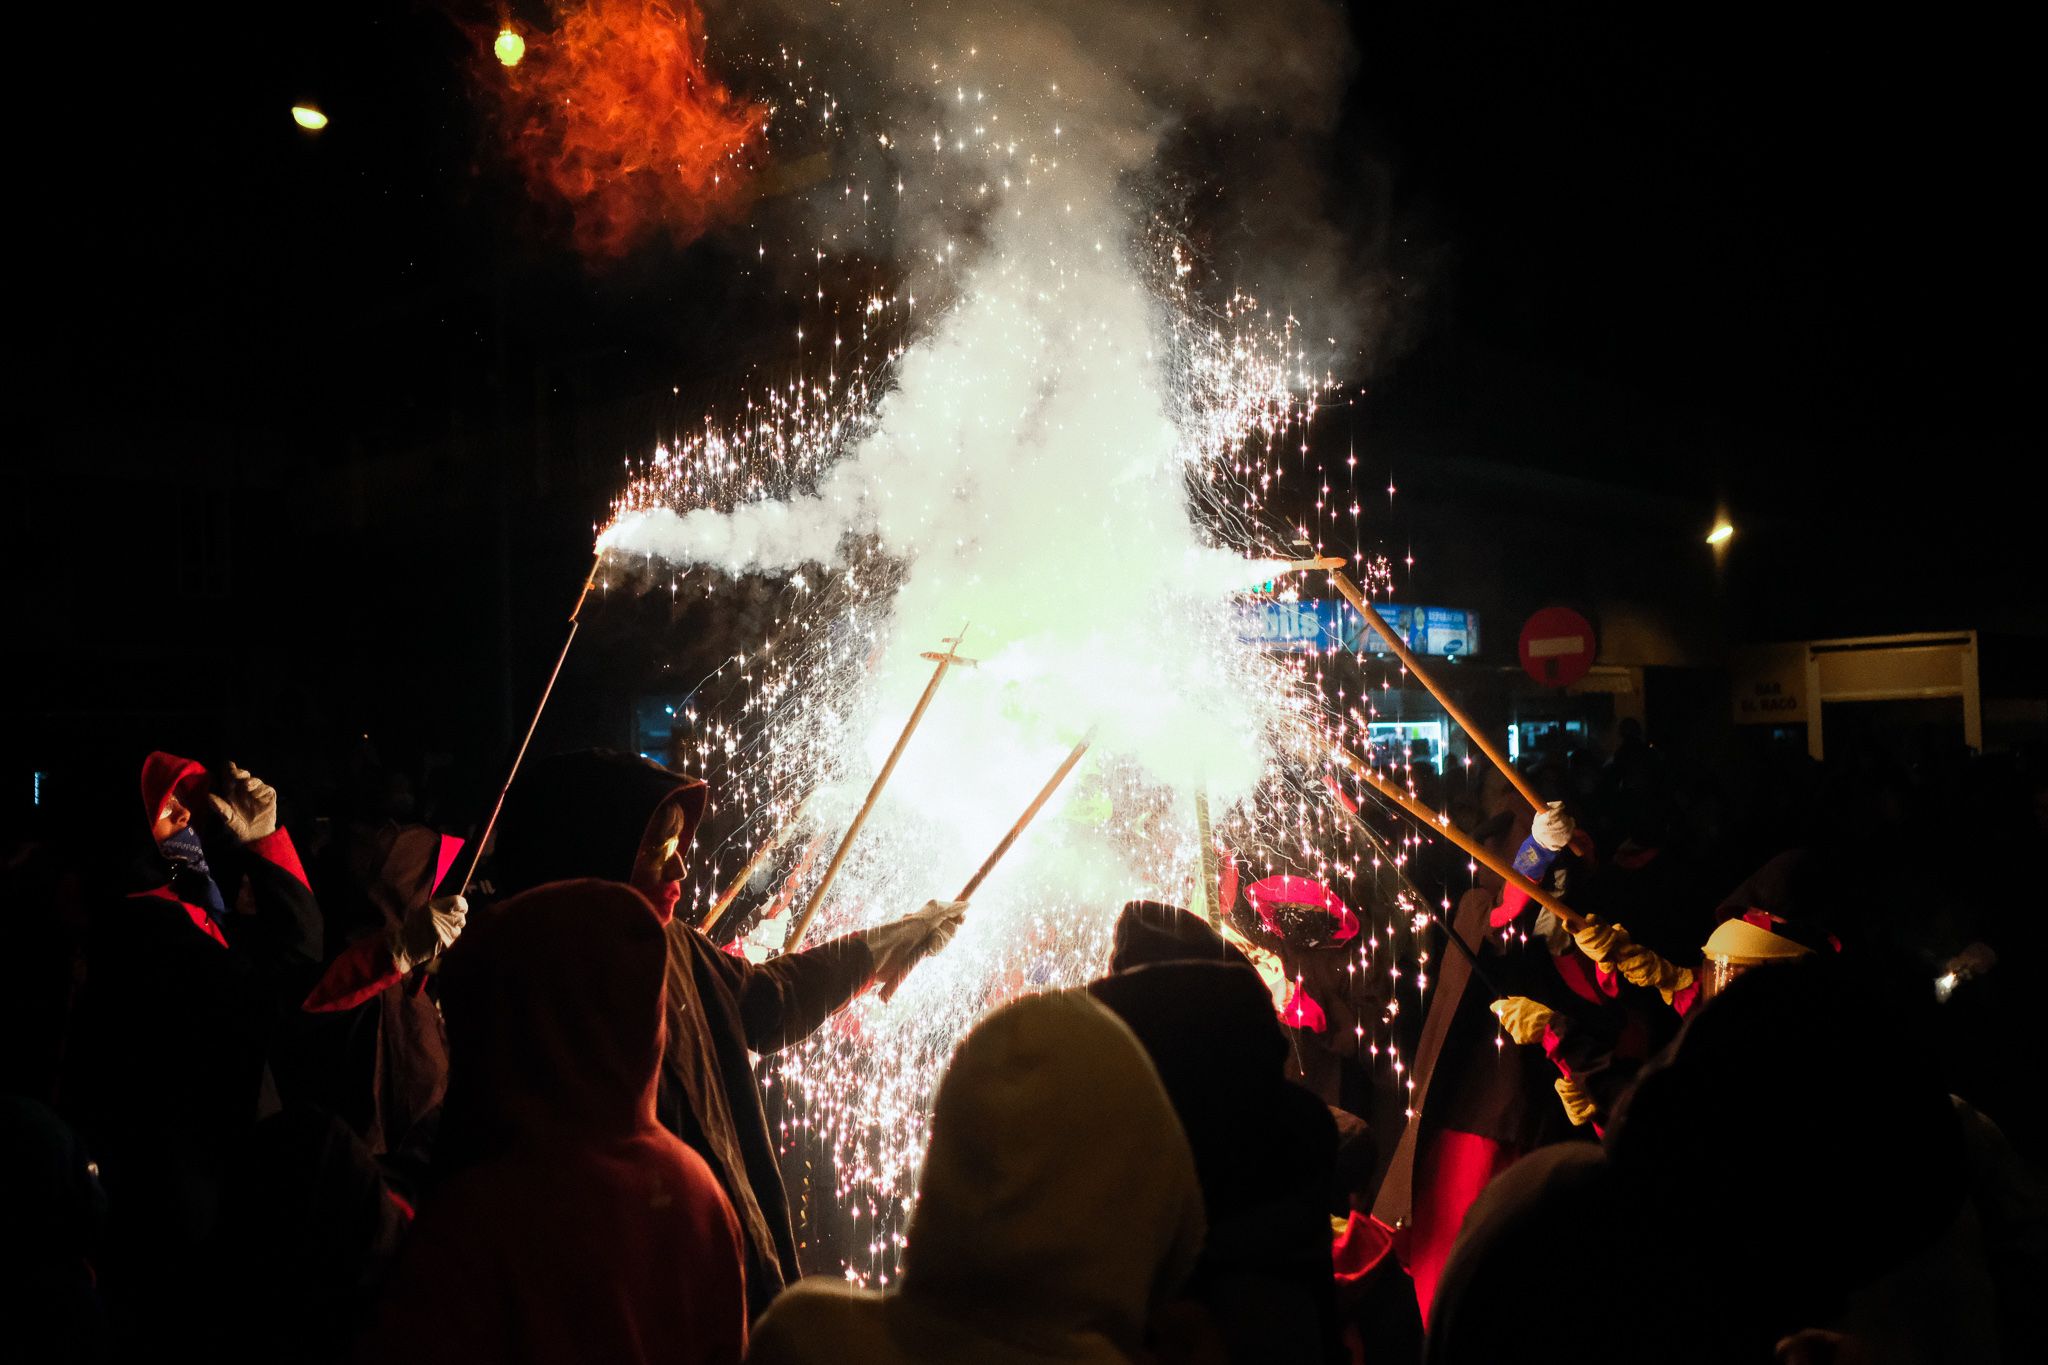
[591,37,1443,1283]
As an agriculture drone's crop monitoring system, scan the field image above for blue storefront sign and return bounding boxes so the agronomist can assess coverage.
[1238,599,1480,659]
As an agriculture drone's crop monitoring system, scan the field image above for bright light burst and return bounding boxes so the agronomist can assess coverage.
[599,45,1431,1284]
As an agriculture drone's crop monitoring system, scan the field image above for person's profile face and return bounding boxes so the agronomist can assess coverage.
[631,800,688,923]
[153,792,193,844]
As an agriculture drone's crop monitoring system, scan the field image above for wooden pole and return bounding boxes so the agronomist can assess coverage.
[457,552,610,897]
[1333,746,1587,933]
[1318,775,1497,990]
[1192,791,1221,929]
[1327,568,1548,814]
[956,737,1092,901]
[784,634,970,950]
[1278,555,1347,574]
[700,790,813,932]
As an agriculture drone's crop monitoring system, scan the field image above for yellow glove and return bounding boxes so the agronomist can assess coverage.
[1574,918,1690,995]
[1554,1076,1598,1126]
[1659,967,1696,1007]
[1489,995,1555,1045]
[1612,940,1692,995]
[1573,918,1627,968]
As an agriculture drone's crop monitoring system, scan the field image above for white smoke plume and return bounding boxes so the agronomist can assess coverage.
[603,1,1358,801]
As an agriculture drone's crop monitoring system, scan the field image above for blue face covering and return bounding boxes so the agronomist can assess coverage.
[160,826,228,921]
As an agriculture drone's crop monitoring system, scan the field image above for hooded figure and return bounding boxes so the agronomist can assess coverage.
[292,820,464,1168]
[483,750,948,1318]
[63,752,322,1337]
[747,990,1207,1364]
[360,880,747,1365]
[1089,956,1342,1364]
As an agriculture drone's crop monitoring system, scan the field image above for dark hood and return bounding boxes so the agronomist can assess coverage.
[487,750,707,896]
[1108,900,1253,974]
[319,819,462,945]
[1089,960,1333,1224]
[436,879,670,1158]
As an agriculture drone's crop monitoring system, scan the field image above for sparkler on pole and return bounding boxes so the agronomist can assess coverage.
[784,631,975,950]
[956,735,1093,902]
[1192,790,1221,929]
[700,789,814,932]
[1326,567,1549,814]
[457,552,613,897]
[1318,775,1496,993]
[1333,746,1588,933]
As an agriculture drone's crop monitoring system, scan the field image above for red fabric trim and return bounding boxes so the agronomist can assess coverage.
[433,835,465,895]
[1489,883,1532,929]
[131,886,229,949]
[246,828,310,890]
[1670,979,1702,1017]
[1406,1129,1518,1325]
[385,1188,416,1223]
[1282,982,1328,1032]
[1332,1210,1396,1282]
[1552,945,1615,1005]
[1541,1019,1571,1078]
[1246,874,1360,943]
[302,934,405,1013]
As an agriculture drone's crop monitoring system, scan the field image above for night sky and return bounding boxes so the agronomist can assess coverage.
[20,3,2042,803]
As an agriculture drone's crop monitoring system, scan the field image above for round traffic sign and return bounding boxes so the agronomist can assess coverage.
[1518,607,1596,688]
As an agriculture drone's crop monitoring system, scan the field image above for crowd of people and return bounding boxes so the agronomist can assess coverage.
[4,725,2045,1364]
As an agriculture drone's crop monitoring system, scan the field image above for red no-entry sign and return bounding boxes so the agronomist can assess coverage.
[1518,607,1596,688]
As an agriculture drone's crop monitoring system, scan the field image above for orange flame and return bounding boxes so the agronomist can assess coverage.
[492,0,768,257]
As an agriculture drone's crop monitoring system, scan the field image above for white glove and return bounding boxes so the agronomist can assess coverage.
[208,762,278,843]
[391,894,468,974]
[864,900,967,1003]
[1532,800,1574,853]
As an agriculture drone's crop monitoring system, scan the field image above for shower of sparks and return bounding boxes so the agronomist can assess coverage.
[594,45,1457,1285]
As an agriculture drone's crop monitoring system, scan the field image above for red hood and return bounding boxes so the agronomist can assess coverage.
[140,751,208,838]
[437,879,670,1152]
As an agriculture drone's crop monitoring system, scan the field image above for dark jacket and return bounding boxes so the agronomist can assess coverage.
[1090,958,1341,1364]
[63,754,323,1279]
[294,820,462,1166]
[489,750,875,1317]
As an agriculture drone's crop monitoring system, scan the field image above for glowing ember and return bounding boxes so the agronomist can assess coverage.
[291,106,327,131]
[489,0,767,256]
[494,28,526,70]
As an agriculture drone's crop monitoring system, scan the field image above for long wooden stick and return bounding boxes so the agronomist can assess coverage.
[1192,791,1221,929]
[700,790,813,932]
[1318,775,1498,992]
[785,635,969,949]
[956,737,1091,901]
[457,552,609,897]
[1328,568,1547,814]
[1333,746,1587,933]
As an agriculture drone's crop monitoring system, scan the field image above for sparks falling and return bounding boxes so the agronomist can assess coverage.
[595,36,1439,1283]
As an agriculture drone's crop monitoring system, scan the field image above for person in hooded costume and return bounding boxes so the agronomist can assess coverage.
[62,752,324,1338]
[295,819,469,1182]
[359,879,748,1365]
[1090,901,1345,1364]
[747,989,1208,1365]
[480,749,962,1318]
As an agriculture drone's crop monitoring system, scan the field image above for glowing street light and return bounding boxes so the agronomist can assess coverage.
[1706,522,1735,546]
[495,27,526,67]
[291,105,328,130]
